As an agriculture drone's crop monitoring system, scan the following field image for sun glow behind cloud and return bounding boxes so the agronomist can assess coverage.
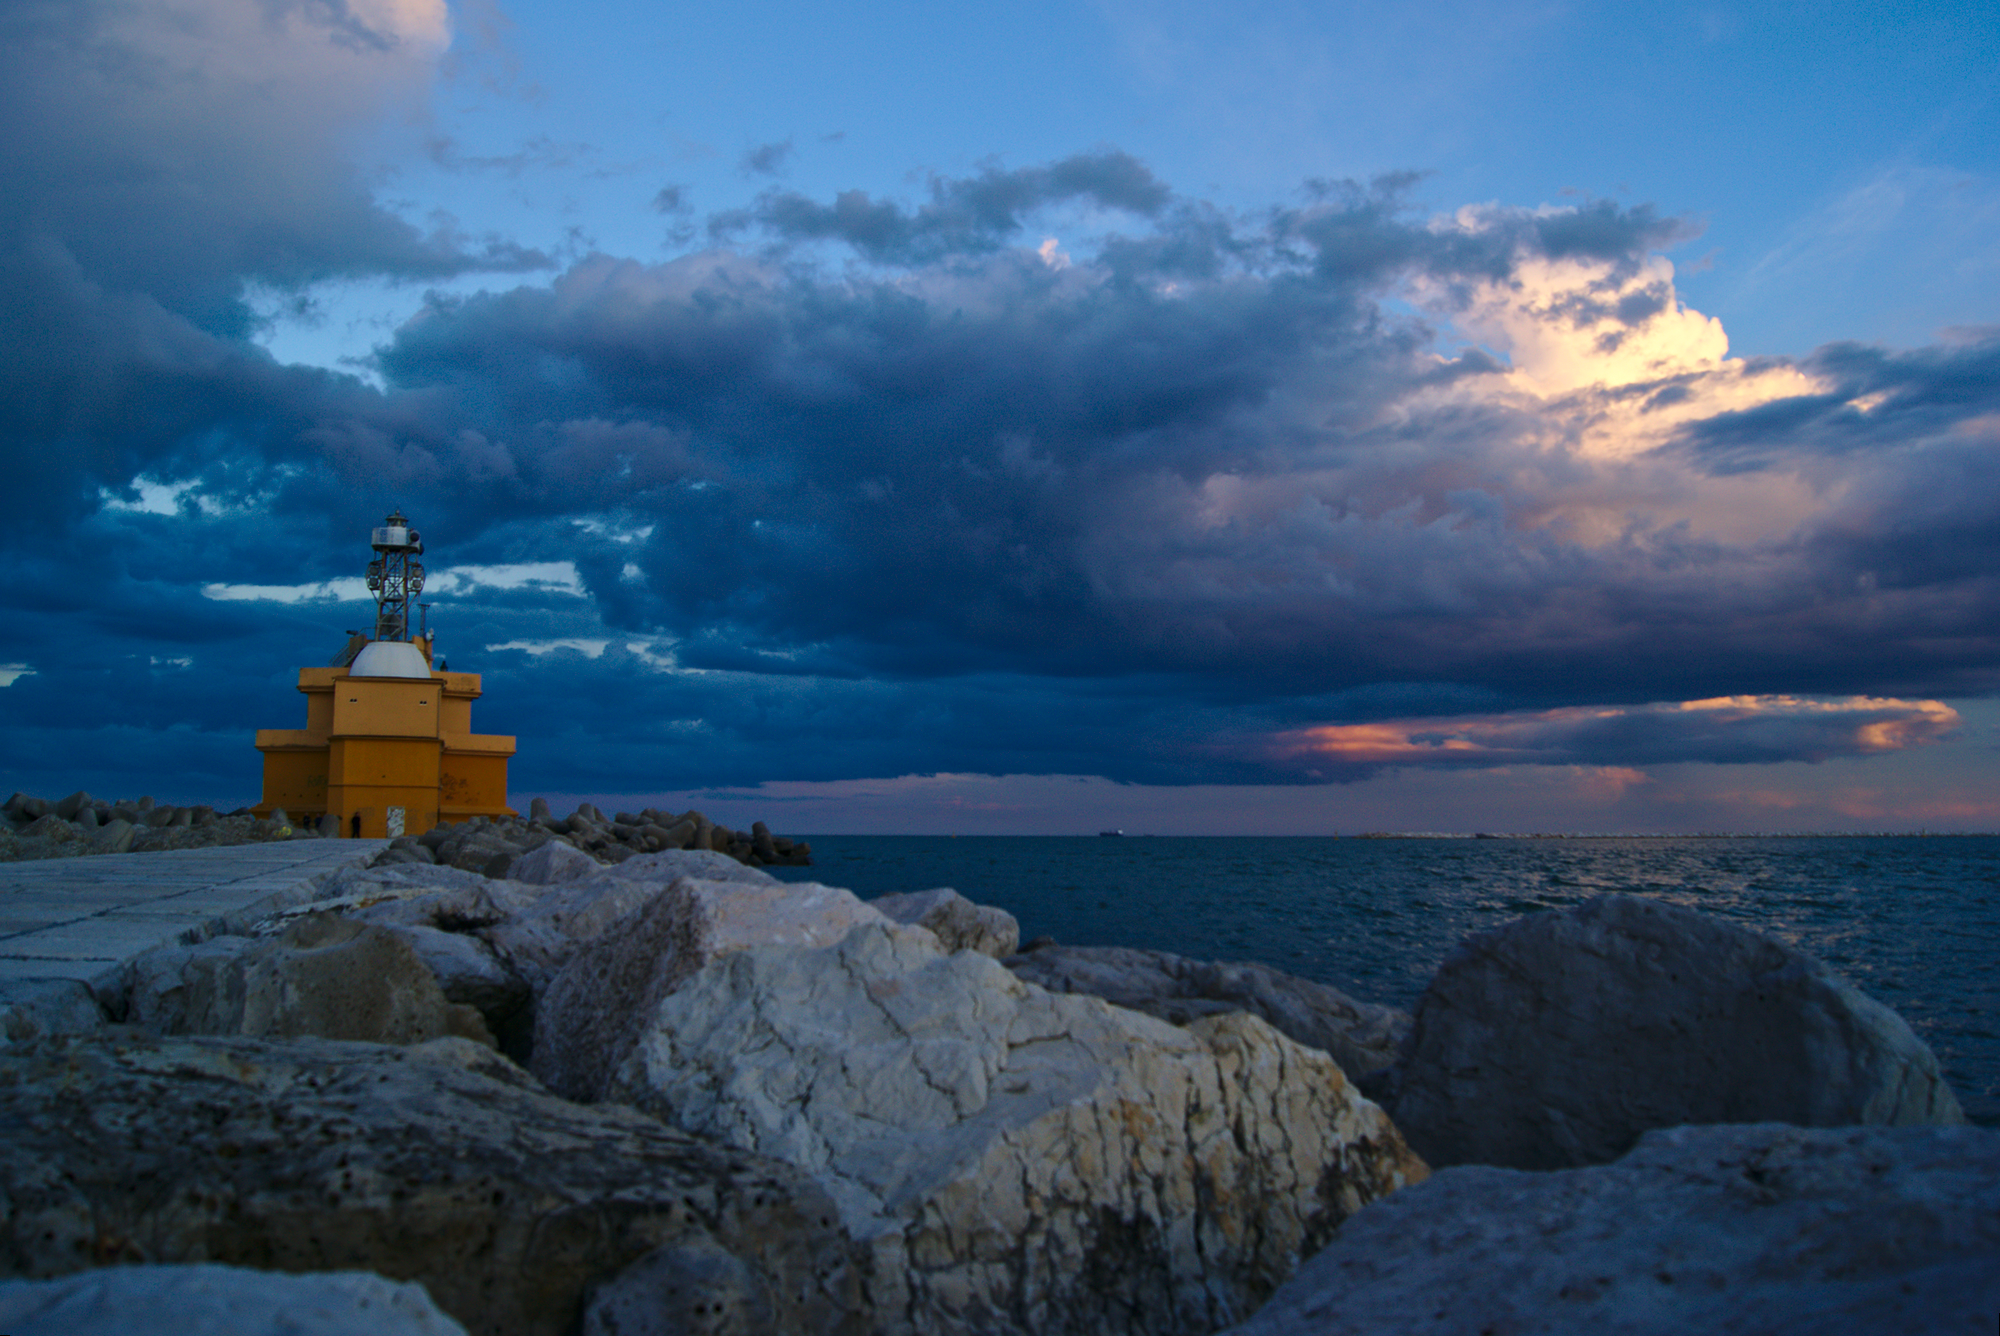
[1273,695,1961,774]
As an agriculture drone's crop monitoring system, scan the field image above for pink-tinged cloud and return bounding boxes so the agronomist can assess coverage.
[1265,695,1960,776]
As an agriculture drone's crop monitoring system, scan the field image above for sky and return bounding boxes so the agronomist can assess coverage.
[2,0,1999,834]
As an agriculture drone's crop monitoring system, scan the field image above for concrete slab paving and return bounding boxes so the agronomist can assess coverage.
[0,840,391,999]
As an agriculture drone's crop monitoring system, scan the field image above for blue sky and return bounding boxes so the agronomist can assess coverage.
[3,0,1998,833]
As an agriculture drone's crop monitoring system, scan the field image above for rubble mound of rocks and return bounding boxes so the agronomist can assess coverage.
[373,799,811,874]
[4,837,1980,1336]
[1223,1121,2000,1336]
[0,788,812,873]
[0,790,287,861]
[0,1031,862,1336]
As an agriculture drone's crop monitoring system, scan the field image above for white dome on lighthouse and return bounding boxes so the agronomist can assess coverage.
[348,640,431,679]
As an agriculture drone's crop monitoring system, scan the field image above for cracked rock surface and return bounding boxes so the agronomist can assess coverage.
[606,921,1427,1336]
[869,888,1020,958]
[532,876,893,1102]
[1005,944,1409,1081]
[1379,894,1966,1170]
[122,914,493,1048]
[1223,1122,2000,1336]
[0,1032,863,1336]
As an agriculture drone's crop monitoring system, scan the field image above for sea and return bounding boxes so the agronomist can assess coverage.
[774,834,2000,1128]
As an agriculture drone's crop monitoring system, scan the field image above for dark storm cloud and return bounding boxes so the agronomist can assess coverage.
[740,140,796,176]
[3,4,1998,799]
[0,0,547,338]
[346,190,2000,778]
[710,149,1172,262]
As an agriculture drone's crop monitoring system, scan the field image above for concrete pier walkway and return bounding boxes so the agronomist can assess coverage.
[0,840,391,991]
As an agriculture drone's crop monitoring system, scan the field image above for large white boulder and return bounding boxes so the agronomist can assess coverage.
[606,921,1428,1336]
[1381,894,1965,1169]
[870,887,1019,958]
[532,877,891,1101]
[1223,1122,2000,1336]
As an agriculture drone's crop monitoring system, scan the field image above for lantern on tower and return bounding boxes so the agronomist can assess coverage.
[366,509,426,642]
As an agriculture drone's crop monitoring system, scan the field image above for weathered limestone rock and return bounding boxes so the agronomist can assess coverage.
[16,814,77,842]
[1223,1122,2000,1336]
[507,838,603,886]
[1007,944,1409,1080]
[0,1033,863,1336]
[5,793,50,819]
[1382,894,1966,1170]
[121,915,492,1047]
[471,852,777,989]
[378,921,526,1019]
[532,879,892,1103]
[607,922,1428,1336]
[0,1264,469,1336]
[90,818,136,854]
[311,861,509,905]
[601,848,783,886]
[871,888,1020,958]
[478,876,686,991]
[584,1239,798,1336]
[0,980,106,1050]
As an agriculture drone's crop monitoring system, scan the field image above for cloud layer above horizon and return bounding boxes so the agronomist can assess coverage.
[2,0,1996,822]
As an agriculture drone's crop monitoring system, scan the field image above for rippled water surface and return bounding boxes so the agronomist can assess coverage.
[778,835,2000,1126]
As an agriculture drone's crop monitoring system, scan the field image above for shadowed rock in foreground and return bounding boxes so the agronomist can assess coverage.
[0,1032,862,1336]
[1376,894,1966,1170]
[0,1265,468,1336]
[1222,1122,2000,1336]
[3,846,1980,1335]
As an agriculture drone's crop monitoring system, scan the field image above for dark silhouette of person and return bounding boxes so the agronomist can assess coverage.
[350,812,361,838]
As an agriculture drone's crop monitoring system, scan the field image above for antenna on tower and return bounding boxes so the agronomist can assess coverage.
[364,509,425,642]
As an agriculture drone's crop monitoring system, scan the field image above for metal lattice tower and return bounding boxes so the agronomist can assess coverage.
[364,510,426,642]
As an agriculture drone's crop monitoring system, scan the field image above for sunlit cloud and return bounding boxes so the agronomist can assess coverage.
[1269,695,1960,775]
[484,638,612,658]
[1410,215,1825,461]
[0,664,34,688]
[202,578,373,604]
[348,0,453,54]
[99,478,236,517]
[425,562,588,597]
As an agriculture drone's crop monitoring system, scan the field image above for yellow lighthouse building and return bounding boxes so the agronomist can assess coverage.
[254,512,515,838]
